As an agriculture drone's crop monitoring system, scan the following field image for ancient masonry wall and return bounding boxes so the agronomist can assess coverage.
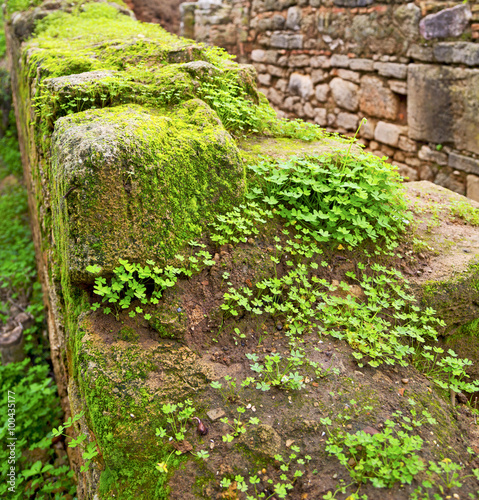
[181,0,479,199]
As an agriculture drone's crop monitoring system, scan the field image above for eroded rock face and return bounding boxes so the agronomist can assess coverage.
[419,4,472,40]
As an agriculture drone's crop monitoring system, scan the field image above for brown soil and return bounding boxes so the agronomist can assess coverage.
[85,182,479,499]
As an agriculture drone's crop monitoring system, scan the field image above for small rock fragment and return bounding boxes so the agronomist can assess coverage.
[402,378,409,384]
[206,408,225,421]
[362,426,379,435]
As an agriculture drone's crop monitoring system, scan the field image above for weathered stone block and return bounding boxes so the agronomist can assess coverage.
[336,69,360,83]
[359,75,399,120]
[286,6,302,30]
[433,42,479,67]
[314,107,327,126]
[374,121,402,147]
[330,77,358,111]
[408,65,479,155]
[349,58,374,72]
[251,49,266,62]
[418,145,447,166]
[330,54,350,68]
[51,101,244,280]
[290,54,310,67]
[336,112,359,131]
[315,83,329,102]
[288,73,313,99]
[407,45,434,62]
[373,62,407,80]
[267,87,283,106]
[449,152,479,176]
[333,0,373,7]
[310,55,331,69]
[272,14,286,30]
[393,3,421,40]
[435,169,466,196]
[388,80,407,95]
[268,65,286,78]
[311,69,326,84]
[258,73,271,86]
[395,162,419,182]
[276,78,288,92]
[270,32,303,49]
[420,4,472,40]
[467,174,479,202]
[304,101,315,118]
[398,136,417,153]
[359,118,376,139]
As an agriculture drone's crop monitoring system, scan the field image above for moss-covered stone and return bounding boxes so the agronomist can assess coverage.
[51,100,244,281]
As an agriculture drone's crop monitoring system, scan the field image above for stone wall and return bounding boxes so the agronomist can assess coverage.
[182,0,479,199]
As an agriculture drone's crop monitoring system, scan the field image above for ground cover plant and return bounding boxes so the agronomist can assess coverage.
[0,92,76,498]
[81,124,479,498]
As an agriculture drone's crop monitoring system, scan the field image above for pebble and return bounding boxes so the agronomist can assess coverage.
[207,408,226,421]
[402,378,409,384]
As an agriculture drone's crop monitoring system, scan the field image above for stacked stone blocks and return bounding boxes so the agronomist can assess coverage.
[182,0,479,200]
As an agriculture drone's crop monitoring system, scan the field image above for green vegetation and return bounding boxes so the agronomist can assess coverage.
[219,445,311,499]
[6,0,479,498]
[248,151,410,247]
[322,408,479,499]
[52,412,99,473]
[0,52,76,500]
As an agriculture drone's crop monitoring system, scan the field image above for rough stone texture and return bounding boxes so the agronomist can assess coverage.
[330,77,359,111]
[288,72,313,99]
[270,32,303,49]
[359,75,398,120]
[349,58,374,72]
[408,65,479,156]
[398,136,417,153]
[330,54,350,68]
[388,80,407,95]
[467,174,479,202]
[374,121,403,147]
[359,118,376,139]
[314,107,327,126]
[435,170,466,196]
[315,83,329,102]
[285,6,301,31]
[420,4,472,40]
[51,102,244,281]
[373,62,408,80]
[336,111,358,131]
[183,0,479,200]
[393,3,421,40]
[394,162,419,181]
[418,146,448,166]
[407,45,435,62]
[434,42,479,67]
[449,152,479,176]
[336,69,360,83]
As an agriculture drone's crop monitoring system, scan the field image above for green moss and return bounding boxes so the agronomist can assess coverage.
[49,101,244,280]
[420,259,479,334]
[118,326,139,342]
